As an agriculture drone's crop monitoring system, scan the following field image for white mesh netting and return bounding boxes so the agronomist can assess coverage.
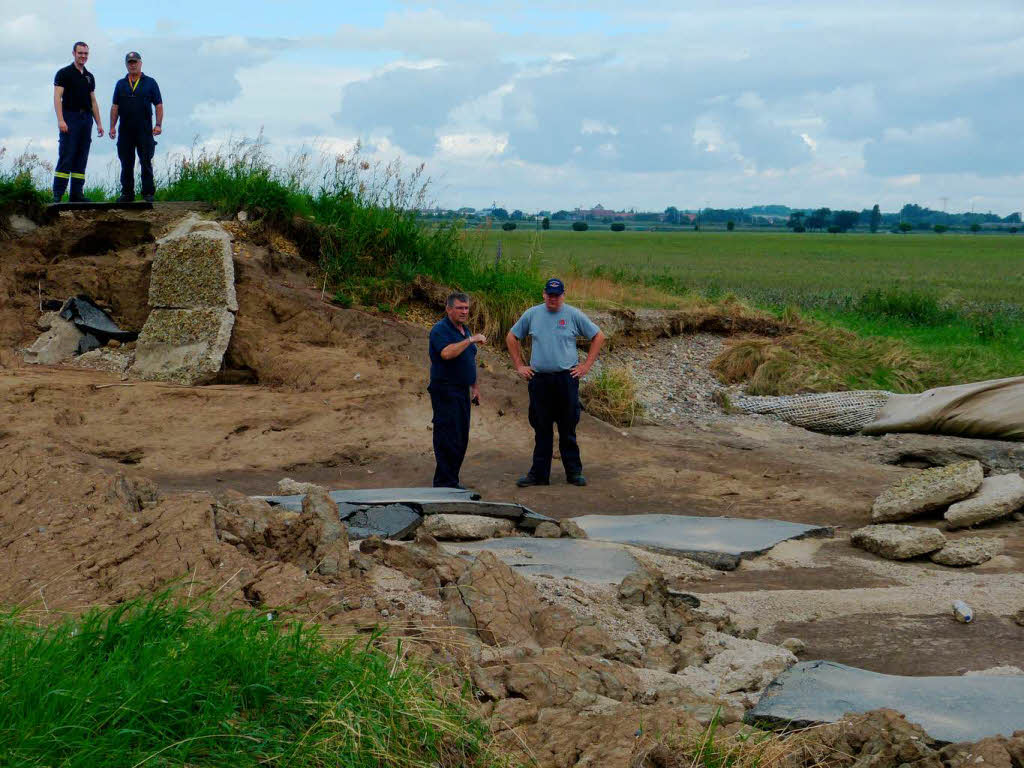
[733,390,893,434]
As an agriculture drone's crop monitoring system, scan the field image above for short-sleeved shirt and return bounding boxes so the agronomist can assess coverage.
[112,74,162,129]
[429,317,477,388]
[54,64,95,112]
[509,303,601,372]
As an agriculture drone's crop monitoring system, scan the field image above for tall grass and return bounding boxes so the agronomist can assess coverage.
[0,148,50,230]
[0,594,507,768]
[158,139,539,339]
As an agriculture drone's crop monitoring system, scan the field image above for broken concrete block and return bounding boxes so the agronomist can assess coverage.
[871,461,983,523]
[130,308,234,384]
[345,504,421,540]
[421,513,514,540]
[23,316,83,364]
[930,537,1002,567]
[851,524,946,560]
[149,230,237,311]
[945,473,1024,529]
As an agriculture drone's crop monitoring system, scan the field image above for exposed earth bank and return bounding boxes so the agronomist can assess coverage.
[2,206,1022,766]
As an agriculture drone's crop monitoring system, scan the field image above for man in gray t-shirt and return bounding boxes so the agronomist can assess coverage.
[506,278,605,487]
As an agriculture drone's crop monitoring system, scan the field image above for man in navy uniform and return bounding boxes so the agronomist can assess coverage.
[428,292,485,488]
[52,42,105,202]
[109,51,163,202]
[506,278,605,487]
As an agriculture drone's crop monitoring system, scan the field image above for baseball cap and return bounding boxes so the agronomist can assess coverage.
[125,51,141,62]
[544,278,565,295]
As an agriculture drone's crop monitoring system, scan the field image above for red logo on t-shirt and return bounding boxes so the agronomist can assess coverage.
[559,319,566,326]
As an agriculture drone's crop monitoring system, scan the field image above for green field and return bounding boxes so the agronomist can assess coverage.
[467,227,1024,392]
[473,228,1024,313]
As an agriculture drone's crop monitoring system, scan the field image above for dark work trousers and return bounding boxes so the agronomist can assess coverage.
[53,111,93,201]
[527,370,583,481]
[117,126,156,198]
[430,382,471,488]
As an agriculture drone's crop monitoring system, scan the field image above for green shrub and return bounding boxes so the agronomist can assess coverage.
[934,224,948,234]
[0,149,49,227]
[541,216,550,230]
[610,222,625,232]
[572,221,588,231]
[501,221,516,231]
[0,595,505,768]
[726,220,735,231]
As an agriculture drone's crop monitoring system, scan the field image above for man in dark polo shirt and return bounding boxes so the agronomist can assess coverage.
[428,292,485,488]
[52,42,105,202]
[109,51,163,202]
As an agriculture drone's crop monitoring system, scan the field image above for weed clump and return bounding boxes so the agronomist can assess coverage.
[581,365,644,426]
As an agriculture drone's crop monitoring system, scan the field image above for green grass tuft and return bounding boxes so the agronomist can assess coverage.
[0,594,507,768]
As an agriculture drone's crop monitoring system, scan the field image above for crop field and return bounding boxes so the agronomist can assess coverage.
[470,228,1024,314]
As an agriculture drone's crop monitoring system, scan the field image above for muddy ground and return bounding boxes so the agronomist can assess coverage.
[2,206,1022,764]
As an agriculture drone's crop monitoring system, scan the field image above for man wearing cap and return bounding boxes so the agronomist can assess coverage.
[52,42,105,202]
[109,52,163,202]
[428,292,485,488]
[506,279,605,487]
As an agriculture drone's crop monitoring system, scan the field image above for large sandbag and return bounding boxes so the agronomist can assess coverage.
[862,376,1024,441]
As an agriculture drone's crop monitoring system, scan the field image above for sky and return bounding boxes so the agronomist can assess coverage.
[2,0,1022,214]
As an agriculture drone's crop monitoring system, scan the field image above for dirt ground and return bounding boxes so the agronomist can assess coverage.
[2,207,1023,762]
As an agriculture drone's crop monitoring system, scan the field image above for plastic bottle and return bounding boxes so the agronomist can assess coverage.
[952,600,973,624]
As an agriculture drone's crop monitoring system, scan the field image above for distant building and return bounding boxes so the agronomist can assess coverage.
[574,203,632,220]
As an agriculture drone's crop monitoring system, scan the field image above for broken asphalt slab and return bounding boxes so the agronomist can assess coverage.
[344,504,422,540]
[441,537,643,584]
[573,514,834,570]
[745,660,1024,743]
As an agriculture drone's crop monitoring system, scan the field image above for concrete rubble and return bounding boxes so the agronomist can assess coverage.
[945,472,1024,529]
[851,524,947,560]
[871,460,984,522]
[931,537,1002,567]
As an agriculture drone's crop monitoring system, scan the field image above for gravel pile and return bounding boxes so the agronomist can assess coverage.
[598,333,737,424]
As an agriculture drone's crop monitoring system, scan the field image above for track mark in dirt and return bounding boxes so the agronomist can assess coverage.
[94,448,145,465]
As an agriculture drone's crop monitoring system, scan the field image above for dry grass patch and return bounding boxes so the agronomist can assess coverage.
[581,364,644,426]
[711,316,929,396]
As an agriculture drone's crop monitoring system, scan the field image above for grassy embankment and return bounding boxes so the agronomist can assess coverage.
[0,595,507,768]
[5,143,1021,395]
[476,228,1024,394]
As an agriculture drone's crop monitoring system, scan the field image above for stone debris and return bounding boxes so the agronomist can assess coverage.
[745,660,1024,743]
[780,637,806,655]
[23,316,82,364]
[945,473,1024,529]
[533,521,561,538]
[575,513,833,570]
[851,524,946,560]
[871,460,983,522]
[131,215,237,385]
[559,519,588,539]
[964,666,1024,676]
[421,513,514,541]
[930,537,1002,567]
[676,630,797,697]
